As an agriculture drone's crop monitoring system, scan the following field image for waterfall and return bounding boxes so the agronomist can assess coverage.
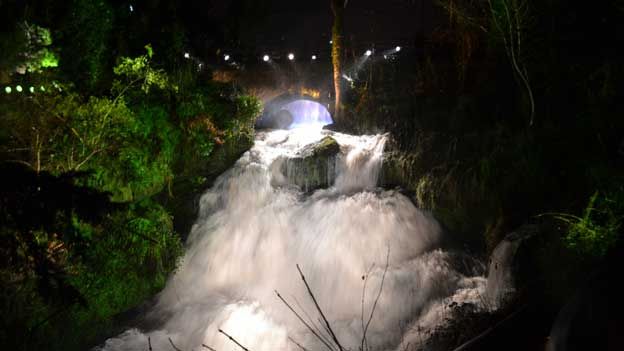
[99,127,486,351]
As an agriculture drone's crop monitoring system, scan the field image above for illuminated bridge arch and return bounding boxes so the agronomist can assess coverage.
[255,92,333,129]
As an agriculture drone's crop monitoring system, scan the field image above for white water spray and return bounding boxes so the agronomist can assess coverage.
[99,127,486,351]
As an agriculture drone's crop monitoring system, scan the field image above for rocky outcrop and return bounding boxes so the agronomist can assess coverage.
[547,254,623,351]
[484,225,541,309]
[276,136,341,191]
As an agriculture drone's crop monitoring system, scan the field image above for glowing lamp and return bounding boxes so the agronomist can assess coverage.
[263,55,270,62]
[184,52,190,59]
[224,54,230,61]
[365,50,372,57]
[29,86,35,93]
[4,86,11,94]
[129,4,134,12]
[288,53,295,61]
[395,46,402,52]
[16,85,23,93]
[312,55,317,60]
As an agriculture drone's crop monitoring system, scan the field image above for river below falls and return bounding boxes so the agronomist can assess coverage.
[99,126,487,351]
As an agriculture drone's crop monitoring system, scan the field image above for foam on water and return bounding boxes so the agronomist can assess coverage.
[98,127,486,351]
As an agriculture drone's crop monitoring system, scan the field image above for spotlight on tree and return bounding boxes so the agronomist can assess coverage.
[263,55,270,62]
[288,53,295,61]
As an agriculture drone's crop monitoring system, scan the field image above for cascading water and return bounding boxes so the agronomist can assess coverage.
[99,126,486,351]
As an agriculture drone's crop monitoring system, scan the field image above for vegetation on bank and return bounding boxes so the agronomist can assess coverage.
[336,0,624,316]
[340,0,623,253]
[0,5,261,350]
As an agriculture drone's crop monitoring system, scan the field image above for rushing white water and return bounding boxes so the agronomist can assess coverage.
[99,126,486,351]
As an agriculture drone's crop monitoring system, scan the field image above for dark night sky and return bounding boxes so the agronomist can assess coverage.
[180,0,439,57]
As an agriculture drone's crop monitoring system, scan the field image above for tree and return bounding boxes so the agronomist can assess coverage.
[330,0,347,123]
[487,0,535,126]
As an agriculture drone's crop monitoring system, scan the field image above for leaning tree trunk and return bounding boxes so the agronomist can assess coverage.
[330,0,344,124]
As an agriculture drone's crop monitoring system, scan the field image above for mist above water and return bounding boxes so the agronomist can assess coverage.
[282,100,333,129]
[99,127,486,351]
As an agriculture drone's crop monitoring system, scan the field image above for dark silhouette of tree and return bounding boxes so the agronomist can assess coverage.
[331,0,347,123]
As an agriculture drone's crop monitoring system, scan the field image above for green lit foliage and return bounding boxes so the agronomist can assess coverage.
[76,100,179,202]
[19,22,58,73]
[234,94,263,135]
[60,0,114,90]
[0,195,181,350]
[0,34,261,348]
[0,22,59,75]
[0,46,178,202]
[69,200,182,323]
[113,44,173,94]
[554,190,623,258]
[176,83,261,159]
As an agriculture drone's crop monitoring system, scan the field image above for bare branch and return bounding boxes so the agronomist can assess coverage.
[168,337,183,351]
[202,344,217,351]
[293,295,335,348]
[74,148,105,170]
[296,264,345,351]
[275,290,336,351]
[3,159,34,169]
[218,329,250,351]
[362,247,390,351]
[289,336,311,351]
[360,263,375,351]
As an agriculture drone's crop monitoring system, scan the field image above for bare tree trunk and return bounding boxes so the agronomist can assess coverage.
[488,0,535,127]
[331,0,345,124]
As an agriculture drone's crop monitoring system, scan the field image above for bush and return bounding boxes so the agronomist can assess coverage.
[557,190,623,258]
[69,200,182,323]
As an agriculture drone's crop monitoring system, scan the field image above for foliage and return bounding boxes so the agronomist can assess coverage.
[0,22,59,75]
[113,44,173,94]
[176,83,260,159]
[0,1,264,349]
[0,189,182,350]
[554,190,623,258]
[1,46,179,202]
[69,200,182,323]
[81,101,179,202]
[59,0,114,90]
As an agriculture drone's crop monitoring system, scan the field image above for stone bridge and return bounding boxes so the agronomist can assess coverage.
[212,61,335,129]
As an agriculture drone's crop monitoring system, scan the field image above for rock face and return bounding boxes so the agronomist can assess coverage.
[547,257,623,351]
[277,136,341,191]
[485,225,540,309]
